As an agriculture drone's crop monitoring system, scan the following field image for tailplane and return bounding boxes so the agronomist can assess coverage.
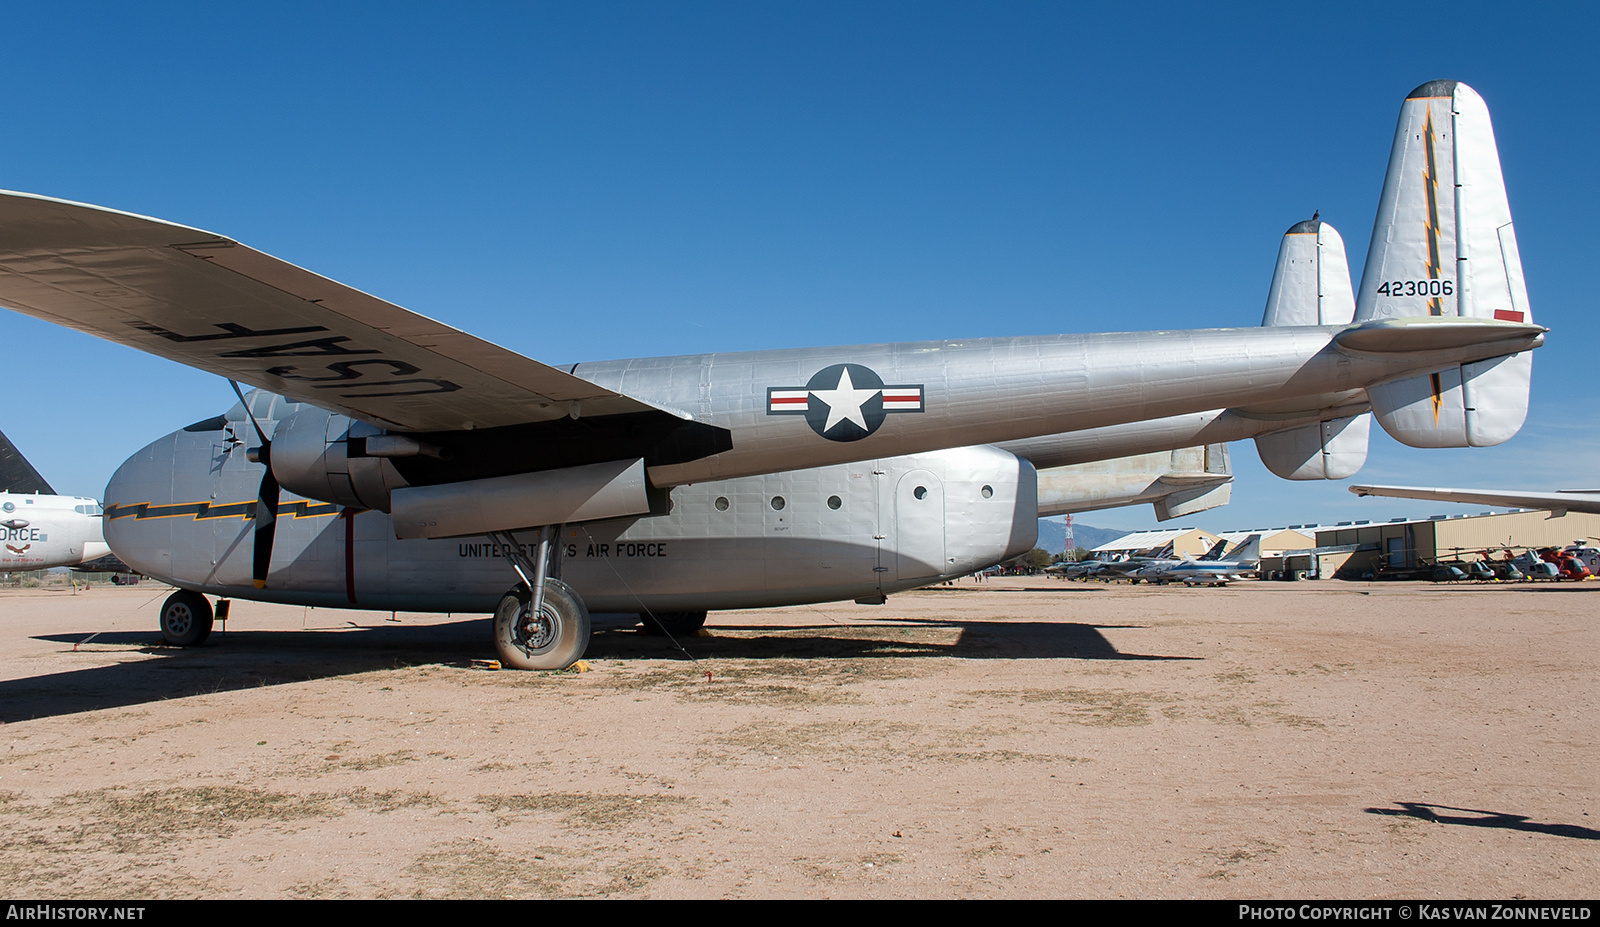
[1356,81,1533,448]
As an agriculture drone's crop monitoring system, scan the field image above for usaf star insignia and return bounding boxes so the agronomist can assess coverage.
[767,363,924,441]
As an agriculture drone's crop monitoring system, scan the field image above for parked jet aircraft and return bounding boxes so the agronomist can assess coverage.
[0,81,1542,668]
[1348,485,1600,516]
[1130,534,1264,586]
[1050,536,1233,583]
[0,429,113,572]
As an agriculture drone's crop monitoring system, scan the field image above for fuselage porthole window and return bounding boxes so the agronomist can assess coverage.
[827,495,842,510]
[771,496,786,511]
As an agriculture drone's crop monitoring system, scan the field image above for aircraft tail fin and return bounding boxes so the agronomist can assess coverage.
[1224,533,1262,567]
[1262,218,1356,326]
[1255,414,1371,480]
[0,428,56,495]
[1255,217,1371,478]
[1356,81,1534,448]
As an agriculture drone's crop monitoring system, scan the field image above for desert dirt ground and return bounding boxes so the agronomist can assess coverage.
[0,576,1593,899]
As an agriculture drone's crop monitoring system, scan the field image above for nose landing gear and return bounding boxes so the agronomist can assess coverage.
[159,589,213,646]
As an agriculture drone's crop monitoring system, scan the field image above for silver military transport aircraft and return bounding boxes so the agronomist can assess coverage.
[0,81,1542,668]
[0,428,113,572]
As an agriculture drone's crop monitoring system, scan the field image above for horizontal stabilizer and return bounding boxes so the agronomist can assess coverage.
[1262,219,1355,327]
[1152,480,1231,522]
[1254,413,1371,480]
[1034,444,1232,520]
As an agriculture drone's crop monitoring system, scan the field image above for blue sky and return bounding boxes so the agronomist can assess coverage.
[3,2,1595,532]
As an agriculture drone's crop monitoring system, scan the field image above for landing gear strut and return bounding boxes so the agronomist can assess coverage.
[489,527,591,670]
[159,589,213,646]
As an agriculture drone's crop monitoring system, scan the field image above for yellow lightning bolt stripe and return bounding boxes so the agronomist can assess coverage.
[1422,106,1444,317]
[103,500,342,521]
[1430,372,1443,425]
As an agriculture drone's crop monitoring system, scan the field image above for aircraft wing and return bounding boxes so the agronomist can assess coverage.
[1348,485,1600,515]
[0,190,690,432]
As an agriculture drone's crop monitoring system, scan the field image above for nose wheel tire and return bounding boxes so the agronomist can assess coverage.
[494,578,590,670]
[160,590,214,646]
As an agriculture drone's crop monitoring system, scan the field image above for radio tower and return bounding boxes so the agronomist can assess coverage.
[1064,514,1075,557]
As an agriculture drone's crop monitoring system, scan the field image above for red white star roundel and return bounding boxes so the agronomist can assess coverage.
[767,363,924,442]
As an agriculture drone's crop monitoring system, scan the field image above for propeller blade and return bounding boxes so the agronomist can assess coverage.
[228,380,279,589]
[252,464,279,589]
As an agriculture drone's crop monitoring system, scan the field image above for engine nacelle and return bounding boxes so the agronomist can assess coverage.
[270,407,409,512]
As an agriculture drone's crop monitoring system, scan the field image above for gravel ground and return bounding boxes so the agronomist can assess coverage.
[0,576,1592,899]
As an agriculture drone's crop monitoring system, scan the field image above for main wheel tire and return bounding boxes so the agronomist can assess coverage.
[493,578,590,671]
[638,610,708,637]
[160,590,213,646]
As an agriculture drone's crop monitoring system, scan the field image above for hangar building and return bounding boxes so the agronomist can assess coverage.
[1315,510,1600,578]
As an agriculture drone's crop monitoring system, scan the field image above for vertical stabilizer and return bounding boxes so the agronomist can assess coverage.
[1262,218,1356,326]
[1356,81,1533,448]
[0,429,56,495]
[1255,414,1371,480]
[1256,217,1370,477]
[1355,82,1530,325]
[1224,533,1262,567]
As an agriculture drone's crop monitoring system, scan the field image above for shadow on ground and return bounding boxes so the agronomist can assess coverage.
[5,614,1195,722]
[1366,802,1600,840]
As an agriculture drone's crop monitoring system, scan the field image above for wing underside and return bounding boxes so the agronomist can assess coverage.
[1348,485,1600,515]
[0,190,682,433]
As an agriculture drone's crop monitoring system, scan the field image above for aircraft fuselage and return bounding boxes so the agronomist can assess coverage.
[0,492,109,571]
[104,401,1038,613]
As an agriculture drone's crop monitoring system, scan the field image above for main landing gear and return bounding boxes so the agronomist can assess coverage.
[159,589,213,646]
[490,526,592,670]
[494,578,590,670]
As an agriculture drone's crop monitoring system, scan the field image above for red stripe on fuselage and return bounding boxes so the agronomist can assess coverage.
[344,508,358,605]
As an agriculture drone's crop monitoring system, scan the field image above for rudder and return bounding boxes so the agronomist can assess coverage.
[1357,81,1533,448]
